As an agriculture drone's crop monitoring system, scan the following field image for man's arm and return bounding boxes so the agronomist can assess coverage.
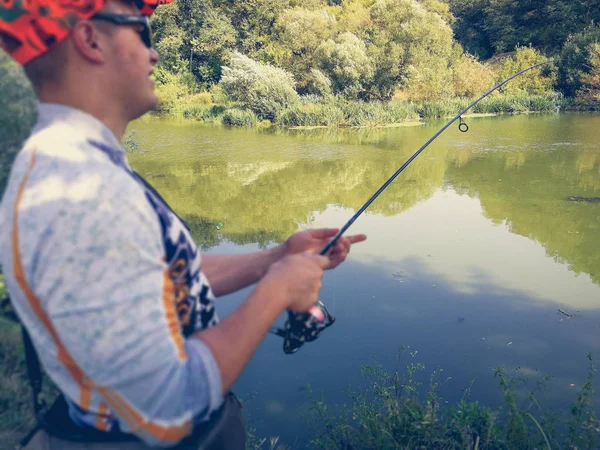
[196,252,329,394]
[201,246,286,297]
[202,229,367,297]
[8,160,225,448]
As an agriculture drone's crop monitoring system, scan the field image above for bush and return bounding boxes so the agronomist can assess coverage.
[314,32,373,99]
[178,104,224,122]
[558,25,600,98]
[574,43,600,110]
[0,53,36,198]
[154,69,197,113]
[221,108,258,127]
[453,53,496,98]
[494,47,557,96]
[219,52,300,121]
[307,348,600,450]
[189,92,213,105]
[304,69,332,98]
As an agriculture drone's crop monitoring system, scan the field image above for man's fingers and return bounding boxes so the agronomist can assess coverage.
[305,252,331,269]
[310,228,340,239]
[347,234,367,244]
[331,234,367,250]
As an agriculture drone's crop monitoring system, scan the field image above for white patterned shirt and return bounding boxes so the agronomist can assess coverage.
[0,103,224,448]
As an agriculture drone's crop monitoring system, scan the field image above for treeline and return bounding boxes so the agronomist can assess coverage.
[149,0,600,119]
[449,0,600,59]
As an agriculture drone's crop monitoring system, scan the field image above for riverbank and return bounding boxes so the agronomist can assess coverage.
[152,92,571,129]
[1,321,597,450]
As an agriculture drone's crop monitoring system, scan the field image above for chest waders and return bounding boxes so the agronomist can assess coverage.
[18,324,246,450]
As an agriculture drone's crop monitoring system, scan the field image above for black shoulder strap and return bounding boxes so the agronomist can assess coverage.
[19,325,46,448]
[21,325,45,421]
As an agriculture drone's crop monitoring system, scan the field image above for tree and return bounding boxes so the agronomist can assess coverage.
[575,43,600,110]
[271,7,336,91]
[558,25,600,98]
[0,53,36,198]
[366,0,455,100]
[219,52,300,120]
[314,32,373,99]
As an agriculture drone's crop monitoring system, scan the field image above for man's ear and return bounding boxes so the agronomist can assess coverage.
[70,21,106,64]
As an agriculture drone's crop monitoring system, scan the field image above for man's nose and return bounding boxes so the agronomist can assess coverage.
[150,47,159,65]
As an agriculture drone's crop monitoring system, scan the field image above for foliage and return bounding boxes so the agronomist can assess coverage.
[144,0,599,110]
[154,68,199,113]
[219,52,300,121]
[366,0,455,100]
[222,108,259,127]
[0,274,16,324]
[452,53,496,98]
[558,25,600,99]
[449,0,600,59]
[303,69,332,98]
[0,53,36,199]
[314,32,373,99]
[271,7,336,91]
[575,43,600,110]
[494,47,557,96]
[307,348,599,450]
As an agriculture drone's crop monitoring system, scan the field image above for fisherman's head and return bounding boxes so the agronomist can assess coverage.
[0,0,173,122]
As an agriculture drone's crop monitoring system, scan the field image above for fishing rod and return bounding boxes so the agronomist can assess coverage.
[272,59,555,354]
[318,59,554,256]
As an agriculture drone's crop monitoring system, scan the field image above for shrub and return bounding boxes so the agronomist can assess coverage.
[307,348,599,450]
[453,53,496,98]
[494,46,557,96]
[219,52,300,121]
[558,25,600,98]
[0,53,36,198]
[304,69,332,98]
[222,108,258,127]
[189,92,213,105]
[154,70,196,113]
[314,32,373,99]
[574,43,600,110]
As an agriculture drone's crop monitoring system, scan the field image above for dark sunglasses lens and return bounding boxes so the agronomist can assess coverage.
[141,26,152,48]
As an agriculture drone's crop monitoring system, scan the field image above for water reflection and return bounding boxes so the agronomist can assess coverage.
[129,113,600,285]
[127,113,600,447]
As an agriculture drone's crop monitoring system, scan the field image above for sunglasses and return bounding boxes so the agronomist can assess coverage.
[90,13,152,48]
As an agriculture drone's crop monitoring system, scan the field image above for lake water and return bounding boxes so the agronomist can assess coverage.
[127,113,600,448]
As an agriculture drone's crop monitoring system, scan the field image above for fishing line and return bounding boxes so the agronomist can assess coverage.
[271,59,555,353]
[318,60,554,256]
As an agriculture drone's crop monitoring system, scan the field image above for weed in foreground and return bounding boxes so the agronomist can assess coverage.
[306,347,599,450]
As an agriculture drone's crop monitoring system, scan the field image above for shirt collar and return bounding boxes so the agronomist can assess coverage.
[34,103,124,156]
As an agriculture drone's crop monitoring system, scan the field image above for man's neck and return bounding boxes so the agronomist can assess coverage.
[37,89,128,140]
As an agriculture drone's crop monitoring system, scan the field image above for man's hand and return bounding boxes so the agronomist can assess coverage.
[284,228,367,270]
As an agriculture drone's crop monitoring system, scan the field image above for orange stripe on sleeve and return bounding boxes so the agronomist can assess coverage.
[163,271,187,361]
[11,150,192,443]
[80,386,92,411]
[95,402,110,431]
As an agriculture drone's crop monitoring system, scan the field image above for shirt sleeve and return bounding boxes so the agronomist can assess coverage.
[13,153,223,447]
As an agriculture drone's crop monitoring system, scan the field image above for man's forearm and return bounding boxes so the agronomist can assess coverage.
[194,278,285,394]
[201,244,286,297]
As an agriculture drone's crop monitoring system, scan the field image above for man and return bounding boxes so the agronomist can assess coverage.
[0,1,366,448]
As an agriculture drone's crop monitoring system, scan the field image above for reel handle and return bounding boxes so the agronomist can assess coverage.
[308,304,325,322]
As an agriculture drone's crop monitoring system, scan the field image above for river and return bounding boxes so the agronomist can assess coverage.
[127,112,600,448]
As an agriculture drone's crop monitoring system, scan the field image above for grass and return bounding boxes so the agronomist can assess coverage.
[305,347,599,450]
[154,89,568,129]
[1,303,598,450]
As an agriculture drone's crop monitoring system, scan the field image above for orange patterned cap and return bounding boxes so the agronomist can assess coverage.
[0,0,173,65]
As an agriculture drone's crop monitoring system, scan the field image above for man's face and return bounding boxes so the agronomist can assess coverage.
[99,0,160,120]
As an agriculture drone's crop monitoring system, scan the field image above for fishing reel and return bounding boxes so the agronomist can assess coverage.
[271,302,336,354]
[268,60,552,355]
